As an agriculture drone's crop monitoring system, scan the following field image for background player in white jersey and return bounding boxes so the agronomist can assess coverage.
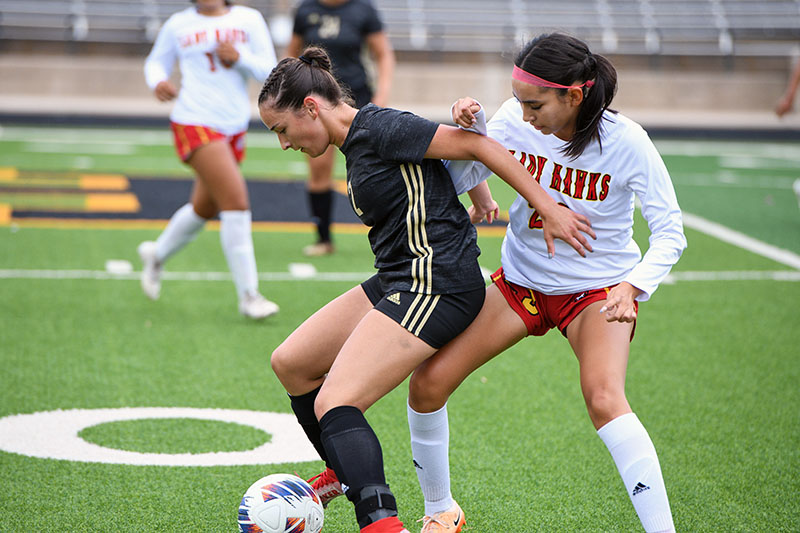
[138,0,278,319]
[403,33,686,533]
[258,46,593,533]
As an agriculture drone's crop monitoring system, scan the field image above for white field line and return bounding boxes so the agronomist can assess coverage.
[0,269,798,282]
[0,269,376,282]
[682,212,800,270]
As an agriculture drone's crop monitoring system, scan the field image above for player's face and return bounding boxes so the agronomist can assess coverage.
[511,79,581,141]
[259,104,330,158]
[193,0,227,15]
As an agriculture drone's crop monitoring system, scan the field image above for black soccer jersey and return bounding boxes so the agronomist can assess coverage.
[340,104,485,295]
[292,0,383,95]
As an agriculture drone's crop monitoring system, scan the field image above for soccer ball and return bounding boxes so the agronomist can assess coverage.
[237,473,324,533]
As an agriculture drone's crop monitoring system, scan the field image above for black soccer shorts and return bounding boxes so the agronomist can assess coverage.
[360,275,485,349]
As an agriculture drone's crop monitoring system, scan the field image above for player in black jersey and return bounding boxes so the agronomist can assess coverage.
[257,46,595,533]
[288,0,395,256]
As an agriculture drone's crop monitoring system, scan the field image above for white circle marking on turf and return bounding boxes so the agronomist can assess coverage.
[0,407,319,466]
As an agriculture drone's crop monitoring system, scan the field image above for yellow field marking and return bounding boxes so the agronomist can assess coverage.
[6,216,508,237]
[331,179,348,195]
[0,168,19,181]
[79,174,129,190]
[85,193,141,212]
[0,203,11,225]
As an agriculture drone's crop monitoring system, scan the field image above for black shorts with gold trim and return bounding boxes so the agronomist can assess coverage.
[360,275,485,349]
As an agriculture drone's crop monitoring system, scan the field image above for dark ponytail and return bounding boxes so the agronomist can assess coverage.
[516,33,617,159]
[258,46,353,111]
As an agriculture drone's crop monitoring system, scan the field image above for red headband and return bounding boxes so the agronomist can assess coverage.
[512,65,595,89]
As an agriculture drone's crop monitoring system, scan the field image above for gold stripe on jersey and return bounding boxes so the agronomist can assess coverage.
[400,292,441,336]
[400,163,433,294]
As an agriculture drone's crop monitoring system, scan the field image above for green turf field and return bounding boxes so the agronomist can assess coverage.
[0,126,798,532]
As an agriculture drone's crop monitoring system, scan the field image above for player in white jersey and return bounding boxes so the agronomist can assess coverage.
[137,0,279,319]
[405,33,686,533]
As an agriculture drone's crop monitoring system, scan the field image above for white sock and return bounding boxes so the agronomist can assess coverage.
[219,210,259,299]
[407,402,453,516]
[155,203,206,262]
[597,413,675,533]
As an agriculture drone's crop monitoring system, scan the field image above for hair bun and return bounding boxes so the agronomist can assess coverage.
[299,46,333,72]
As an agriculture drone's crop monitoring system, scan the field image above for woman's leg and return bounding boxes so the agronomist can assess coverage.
[136,172,213,300]
[304,147,336,256]
[314,310,442,531]
[272,284,374,468]
[567,301,675,533]
[187,141,276,318]
[407,284,526,523]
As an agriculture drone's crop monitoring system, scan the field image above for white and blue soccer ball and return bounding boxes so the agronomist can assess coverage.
[238,473,324,533]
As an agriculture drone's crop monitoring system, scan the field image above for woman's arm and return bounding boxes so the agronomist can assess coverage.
[465,181,499,224]
[144,19,177,99]
[426,125,595,257]
[364,31,395,107]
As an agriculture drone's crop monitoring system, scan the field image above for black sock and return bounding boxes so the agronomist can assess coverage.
[288,386,329,465]
[308,190,333,243]
[319,405,398,527]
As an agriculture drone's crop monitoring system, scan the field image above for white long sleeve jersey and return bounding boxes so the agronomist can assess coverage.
[144,6,277,135]
[452,98,687,301]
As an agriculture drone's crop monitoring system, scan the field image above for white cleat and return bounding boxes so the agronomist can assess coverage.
[137,241,162,301]
[239,292,280,320]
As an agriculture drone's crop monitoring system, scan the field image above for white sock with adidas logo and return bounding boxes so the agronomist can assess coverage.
[598,412,675,533]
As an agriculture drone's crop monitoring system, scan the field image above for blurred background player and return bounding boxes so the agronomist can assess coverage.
[406,33,685,533]
[139,0,279,319]
[287,0,395,256]
[775,56,800,118]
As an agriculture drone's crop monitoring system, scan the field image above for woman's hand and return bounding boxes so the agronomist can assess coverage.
[216,41,239,68]
[539,203,595,258]
[468,199,499,224]
[154,80,178,102]
[599,282,642,322]
[451,97,481,129]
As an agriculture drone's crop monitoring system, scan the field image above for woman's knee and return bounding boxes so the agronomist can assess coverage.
[582,384,630,427]
[270,344,299,383]
[408,367,452,413]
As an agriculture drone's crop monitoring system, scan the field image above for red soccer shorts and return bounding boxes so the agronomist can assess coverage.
[491,267,637,339]
[170,122,246,163]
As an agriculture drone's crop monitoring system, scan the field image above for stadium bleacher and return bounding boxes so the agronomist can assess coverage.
[0,0,798,131]
[1,0,798,56]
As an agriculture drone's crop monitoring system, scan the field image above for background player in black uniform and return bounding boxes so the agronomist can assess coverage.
[257,46,594,533]
[288,0,395,256]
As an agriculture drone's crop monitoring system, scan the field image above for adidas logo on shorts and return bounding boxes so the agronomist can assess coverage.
[387,293,401,305]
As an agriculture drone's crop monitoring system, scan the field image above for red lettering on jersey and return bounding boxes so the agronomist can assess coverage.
[215,28,248,43]
[549,163,563,191]
[181,31,208,47]
[561,167,573,196]
[599,174,611,200]
[573,169,588,200]
[526,154,536,177]
[534,156,547,183]
[518,151,527,168]
[586,172,601,201]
